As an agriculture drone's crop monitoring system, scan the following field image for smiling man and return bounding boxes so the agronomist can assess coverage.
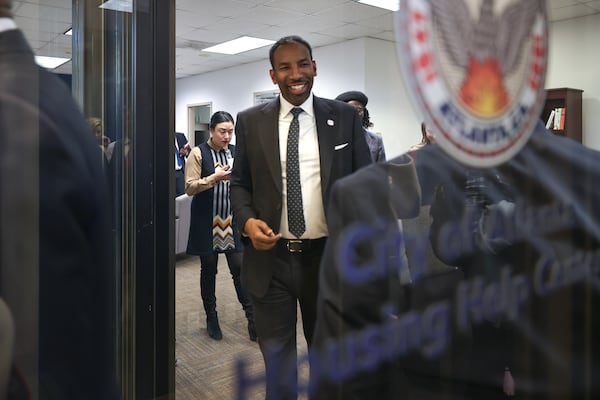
[230,35,372,399]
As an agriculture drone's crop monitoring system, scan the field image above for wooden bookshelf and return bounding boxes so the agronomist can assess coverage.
[541,88,583,143]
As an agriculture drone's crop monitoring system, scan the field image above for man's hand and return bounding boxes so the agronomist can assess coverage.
[180,142,190,157]
[244,218,281,250]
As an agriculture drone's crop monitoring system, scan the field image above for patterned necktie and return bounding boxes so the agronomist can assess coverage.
[175,148,183,169]
[287,107,305,238]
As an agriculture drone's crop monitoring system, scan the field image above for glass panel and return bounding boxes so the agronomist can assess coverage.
[72,2,135,397]
[10,1,174,399]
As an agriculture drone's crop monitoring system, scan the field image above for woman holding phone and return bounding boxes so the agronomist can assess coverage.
[185,111,255,341]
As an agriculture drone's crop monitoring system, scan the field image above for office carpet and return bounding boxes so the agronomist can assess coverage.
[175,255,308,400]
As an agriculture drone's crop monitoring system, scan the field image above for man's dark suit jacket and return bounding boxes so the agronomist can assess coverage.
[175,131,188,168]
[0,29,118,399]
[310,122,600,399]
[230,95,372,297]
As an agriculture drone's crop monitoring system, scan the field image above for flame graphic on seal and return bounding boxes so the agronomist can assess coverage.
[430,0,544,118]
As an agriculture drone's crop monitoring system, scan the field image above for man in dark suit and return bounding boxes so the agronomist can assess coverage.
[175,131,189,196]
[0,1,119,398]
[230,35,372,399]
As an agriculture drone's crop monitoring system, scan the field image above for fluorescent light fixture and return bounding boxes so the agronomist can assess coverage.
[357,0,399,12]
[202,36,275,55]
[64,28,72,35]
[35,56,71,69]
[99,0,132,13]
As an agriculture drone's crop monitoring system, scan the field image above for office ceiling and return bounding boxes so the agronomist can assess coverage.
[11,0,600,78]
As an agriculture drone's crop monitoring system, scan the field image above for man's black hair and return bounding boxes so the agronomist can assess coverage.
[269,35,313,68]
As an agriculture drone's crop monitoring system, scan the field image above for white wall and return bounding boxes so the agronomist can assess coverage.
[546,13,600,150]
[177,14,600,154]
[175,60,273,144]
[364,39,420,157]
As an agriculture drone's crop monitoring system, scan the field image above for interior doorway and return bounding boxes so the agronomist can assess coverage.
[187,103,212,147]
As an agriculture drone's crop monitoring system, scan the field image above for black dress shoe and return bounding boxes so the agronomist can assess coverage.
[248,320,257,342]
[207,317,223,340]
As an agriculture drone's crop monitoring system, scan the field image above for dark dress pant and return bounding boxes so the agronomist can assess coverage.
[250,239,325,400]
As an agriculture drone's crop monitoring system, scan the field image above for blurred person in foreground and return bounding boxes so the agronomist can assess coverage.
[310,0,600,398]
[0,0,119,398]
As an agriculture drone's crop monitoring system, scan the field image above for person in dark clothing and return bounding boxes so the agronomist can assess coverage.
[335,90,386,162]
[175,131,189,196]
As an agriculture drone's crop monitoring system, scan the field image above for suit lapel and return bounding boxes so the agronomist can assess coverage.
[314,96,337,196]
[257,99,283,193]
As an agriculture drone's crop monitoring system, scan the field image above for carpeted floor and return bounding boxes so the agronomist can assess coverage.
[175,255,308,400]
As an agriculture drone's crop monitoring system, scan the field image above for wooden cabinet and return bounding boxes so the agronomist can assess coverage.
[541,87,583,143]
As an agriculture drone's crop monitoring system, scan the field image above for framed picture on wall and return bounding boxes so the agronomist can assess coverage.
[254,90,280,105]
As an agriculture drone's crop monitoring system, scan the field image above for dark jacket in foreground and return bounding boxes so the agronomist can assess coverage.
[0,29,119,399]
[311,122,600,400]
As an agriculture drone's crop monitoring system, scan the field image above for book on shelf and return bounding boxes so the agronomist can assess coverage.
[553,108,561,129]
[552,107,566,130]
[545,109,555,129]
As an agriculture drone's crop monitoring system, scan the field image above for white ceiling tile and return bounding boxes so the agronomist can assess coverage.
[369,30,396,42]
[239,5,306,25]
[582,1,600,11]
[278,15,347,32]
[318,22,385,40]
[14,16,70,34]
[263,0,348,15]
[299,32,346,49]
[549,3,600,20]
[235,0,278,6]
[176,10,225,30]
[314,1,390,23]
[14,3,71,23]
[549,0,584,7]
[176,0,255,19]
[185,28,245,45]
[354,12,394,30]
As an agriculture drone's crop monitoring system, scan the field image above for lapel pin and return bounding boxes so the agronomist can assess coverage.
[327,119,334,126]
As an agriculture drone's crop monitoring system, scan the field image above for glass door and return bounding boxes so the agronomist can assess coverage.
[72,1,175,399]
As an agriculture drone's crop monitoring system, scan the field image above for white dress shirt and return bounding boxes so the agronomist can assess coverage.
[278,94,328,239]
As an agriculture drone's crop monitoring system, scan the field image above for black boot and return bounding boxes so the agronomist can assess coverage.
[247,318,257,342]
[226,252,256,341]
[207,313,222,340]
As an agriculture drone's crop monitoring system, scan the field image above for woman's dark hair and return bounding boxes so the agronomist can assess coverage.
[420,122,432,145]
[269,35,313,68]
[209,111,234,130]
[363,107,373,129]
